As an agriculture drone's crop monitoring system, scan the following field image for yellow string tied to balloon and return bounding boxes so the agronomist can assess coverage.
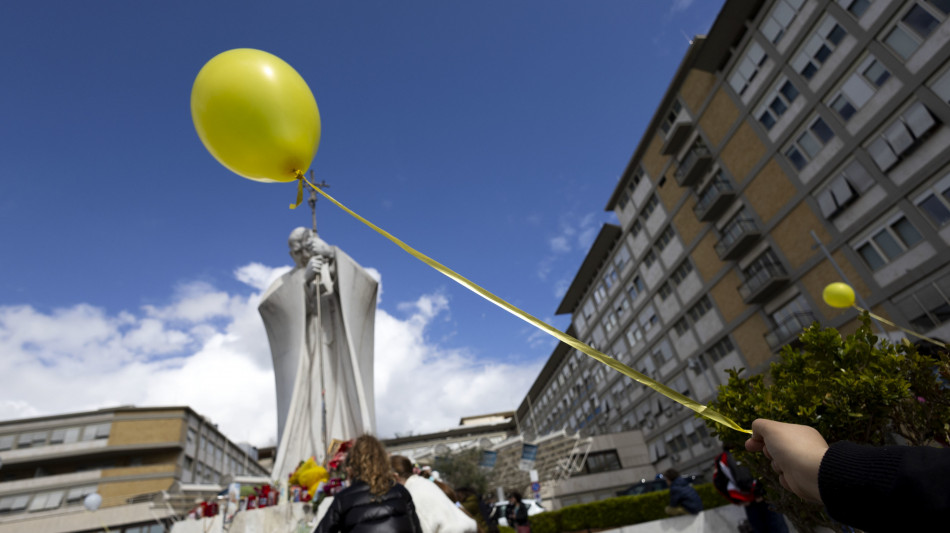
[299,175,751,434]
[822,282,946,348]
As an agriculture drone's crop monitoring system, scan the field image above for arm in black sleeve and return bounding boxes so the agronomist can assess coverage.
[312,496,343,533]
[819,441,950,532]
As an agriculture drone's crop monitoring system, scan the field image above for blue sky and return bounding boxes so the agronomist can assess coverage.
[0,1,725,446]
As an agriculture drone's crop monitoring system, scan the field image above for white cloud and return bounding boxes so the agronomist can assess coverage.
[670,0,694,14]
[549,236,571,253]
[0,262,542,449]
[235,263,291,291]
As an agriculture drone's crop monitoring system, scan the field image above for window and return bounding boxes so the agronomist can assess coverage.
[592,282,607,305]
[829,56,886,122]
[65,486,96,505]
[660,100,683,134]
[730,41,768,96]
[604,268,619,289]
[916,177,950,226]
[641,194,659,219]
[786,116,835,170]
[884,2,948,59]
[650,345,673,368]
[614,295,630,318]
[655,226,675,253]
[673,318,690,336]
[630,218,644,238]
[793,17,847,80]
[838,0,871,18]
[744,249,783,278]
[861,57,891,87]
[81,423,111,442]
[604,311,620,334]
[707,337,736,363]
[0,435,13,451]
[17,431,47,448]
[816,160,876,218]
[614,245,630,271]
[640,307,659,331]
[583,450,623,474]
[856,215,924,270]
[761,0,806,44]
[0,495,30,514]
[933,68,950,104]
[28,491,64,512]
[894,275,950,330]
[687,296,713,322]
[868,102,939,172]
[670,260,694,286]
[582,299,595,321]
[667,433,689,453]
[643,250,657,268]
[658,282,673,301]
[626,323,644,347]
[758,78,800,130]
[618,167,647,210]
[628,276,646,299]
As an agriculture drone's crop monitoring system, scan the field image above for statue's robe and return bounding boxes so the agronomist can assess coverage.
[259,247,377,482]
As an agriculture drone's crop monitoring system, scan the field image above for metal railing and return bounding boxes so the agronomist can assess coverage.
[714,219,759,257]
[765,312,817,350]
[738,263,789,301]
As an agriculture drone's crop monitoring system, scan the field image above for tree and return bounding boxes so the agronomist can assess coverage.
[707,314,950,532]
[434,447,492,496]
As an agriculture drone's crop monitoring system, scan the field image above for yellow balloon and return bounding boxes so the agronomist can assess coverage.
[191,49,321,183]
[822,282,855,309]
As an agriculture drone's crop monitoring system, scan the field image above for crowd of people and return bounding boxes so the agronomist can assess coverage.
[310,421,950,533]
[312,434,513,533]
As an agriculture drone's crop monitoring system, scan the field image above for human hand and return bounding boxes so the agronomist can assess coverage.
[306,255,324,281]
[745,418,829,503]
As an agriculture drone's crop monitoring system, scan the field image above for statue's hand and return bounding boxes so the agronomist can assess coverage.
[305,255,324,282]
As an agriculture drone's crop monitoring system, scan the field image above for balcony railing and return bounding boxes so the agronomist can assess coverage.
[765,312,817,350]
[714,219,760,260]
[674,145,711,187]
[693,178,735,221]
[738,263,789,304]
[660,118,694,156]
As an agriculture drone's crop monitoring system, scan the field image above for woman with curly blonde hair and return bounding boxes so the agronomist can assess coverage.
[314,435,421,533]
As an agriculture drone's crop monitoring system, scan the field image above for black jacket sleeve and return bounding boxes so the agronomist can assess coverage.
[818,441,950,532]
[312,496,343,533]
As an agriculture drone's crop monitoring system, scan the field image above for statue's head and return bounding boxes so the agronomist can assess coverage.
[288,227,332,268]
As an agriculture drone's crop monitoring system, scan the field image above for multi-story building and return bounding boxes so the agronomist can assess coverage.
[515,0,950,491]
[0,406,269,533]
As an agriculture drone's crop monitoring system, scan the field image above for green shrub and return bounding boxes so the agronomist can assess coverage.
[707,314,950,533]
[529,483,727,532]
[498,527,515,533]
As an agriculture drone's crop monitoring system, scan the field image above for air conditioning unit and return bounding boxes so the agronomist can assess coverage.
[671,453,681,463]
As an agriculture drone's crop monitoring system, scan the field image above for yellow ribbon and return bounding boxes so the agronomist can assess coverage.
[298,177,751,434]
[855,306,946,348]
[289,171,305,209]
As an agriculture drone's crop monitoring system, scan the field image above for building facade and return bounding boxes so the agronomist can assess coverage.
[0,406,269,533]
[516,0,950,488]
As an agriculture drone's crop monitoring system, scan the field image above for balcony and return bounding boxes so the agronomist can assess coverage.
[738,263,789,304]
[714,219,760,260]
[693,178,735,221]
[660,118,694,155]
[765,312,817,350]
[674,145,711,187]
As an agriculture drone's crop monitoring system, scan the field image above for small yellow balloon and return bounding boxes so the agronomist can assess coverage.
[191,49,321,183]
[822,282,855,309]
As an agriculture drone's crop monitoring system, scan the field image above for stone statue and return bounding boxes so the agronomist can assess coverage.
[259,227,378,482]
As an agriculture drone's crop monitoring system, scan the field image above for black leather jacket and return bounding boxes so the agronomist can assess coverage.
[313,481,422,533]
